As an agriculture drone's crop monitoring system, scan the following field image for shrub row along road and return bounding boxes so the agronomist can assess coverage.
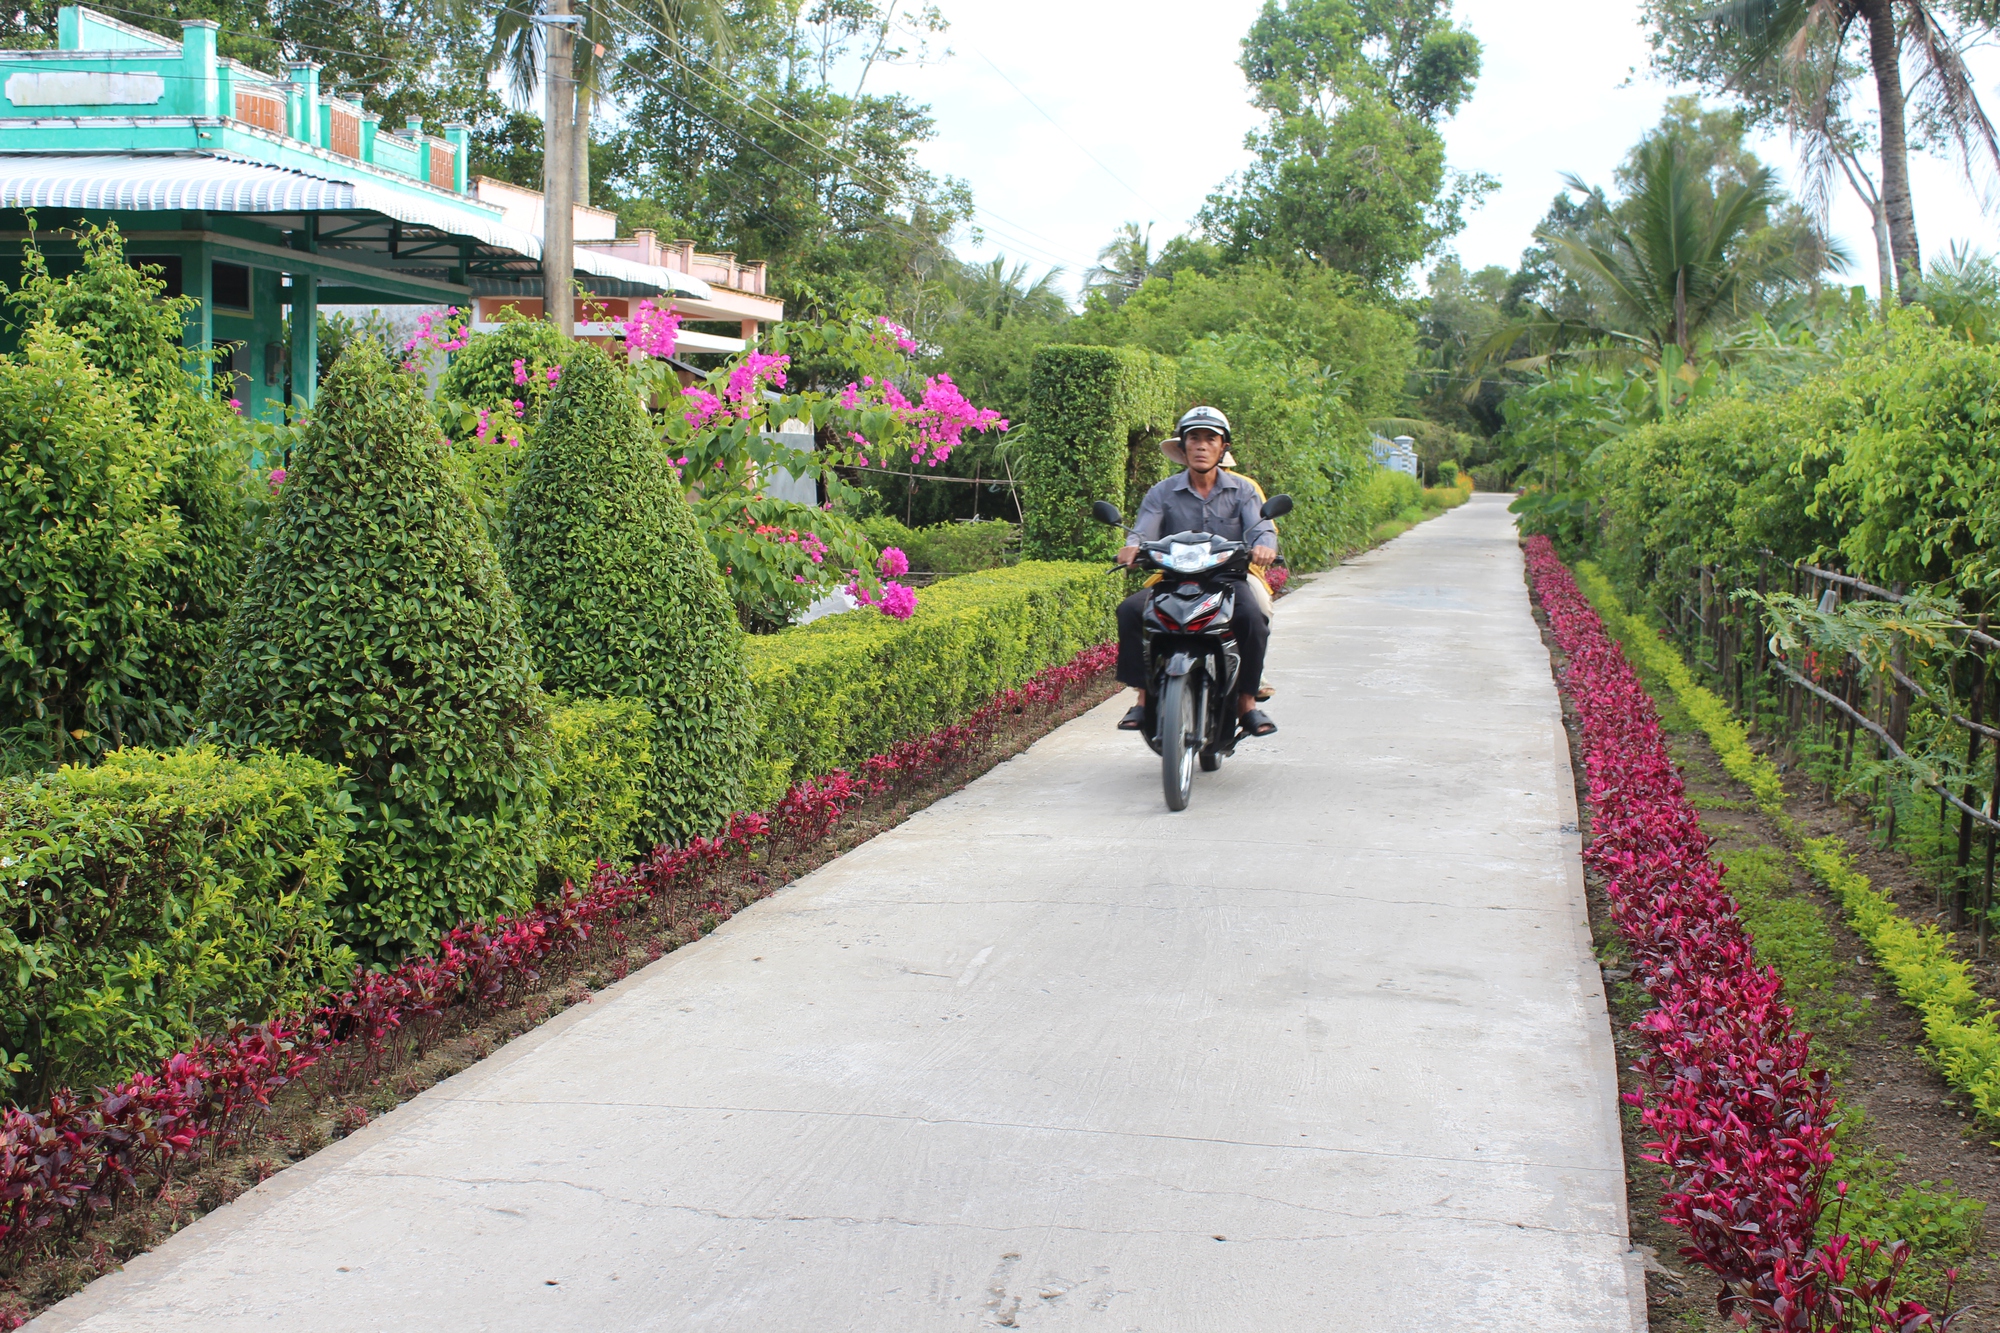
[34,495,1643,1332]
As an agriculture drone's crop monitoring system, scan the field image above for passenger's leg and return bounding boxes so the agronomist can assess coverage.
[1232,595,1271,717]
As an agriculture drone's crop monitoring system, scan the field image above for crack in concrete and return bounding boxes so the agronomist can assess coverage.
[427,1095,1622,1176]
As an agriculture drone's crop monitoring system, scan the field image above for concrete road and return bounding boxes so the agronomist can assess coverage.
[35,495,1643,1332]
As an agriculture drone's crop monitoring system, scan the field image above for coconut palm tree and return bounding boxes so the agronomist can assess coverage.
[1700,0,2000,299]
[951,256,1067,329]
[1470,133,1843,377]
[1082,222,1154,306]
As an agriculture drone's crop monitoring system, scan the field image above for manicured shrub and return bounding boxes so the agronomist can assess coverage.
[0,745,353,1101]
[860,516,1016,572]
[1015,345,1177,561]
[539,696,653,893]
[199,342,550,960]
[0,322,177,764]
[743,561,1117,799]
[503,342,756,845]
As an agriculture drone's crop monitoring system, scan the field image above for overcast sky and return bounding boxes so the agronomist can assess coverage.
[866,0,1999,300]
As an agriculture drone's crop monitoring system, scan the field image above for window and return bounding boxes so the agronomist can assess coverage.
[212,261,251,311]
[130,255,182,298]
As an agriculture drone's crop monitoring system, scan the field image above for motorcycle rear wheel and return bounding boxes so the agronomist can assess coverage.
[1160,674,1198,811]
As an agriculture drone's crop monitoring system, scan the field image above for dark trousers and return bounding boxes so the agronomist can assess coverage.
[1115,581,1269,697]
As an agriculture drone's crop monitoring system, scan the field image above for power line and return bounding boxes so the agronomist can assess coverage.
[965,42,1169,222]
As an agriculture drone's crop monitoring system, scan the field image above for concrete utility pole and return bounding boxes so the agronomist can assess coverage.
[542,0,575,337]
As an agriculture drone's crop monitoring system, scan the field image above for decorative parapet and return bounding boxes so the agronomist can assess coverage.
[0,6,467,193]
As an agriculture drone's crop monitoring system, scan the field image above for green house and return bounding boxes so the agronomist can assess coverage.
[0,6,705,419]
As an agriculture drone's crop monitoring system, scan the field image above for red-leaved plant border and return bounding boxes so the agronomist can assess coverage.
[1524,537,1955,1332]
[0,642,1117,1303]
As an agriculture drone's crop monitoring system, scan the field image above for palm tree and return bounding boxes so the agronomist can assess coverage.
[949,256,1067,329]
[1082,222,1153,306]
[1704,0,2000,300]
[1470,134,1842,377]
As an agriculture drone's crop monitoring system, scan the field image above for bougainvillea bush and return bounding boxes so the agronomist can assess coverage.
[635,312,1009,627]
[1524,535,1955,1331]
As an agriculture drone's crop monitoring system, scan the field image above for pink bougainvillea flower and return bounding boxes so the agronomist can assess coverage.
[512,358,529,387]
[512,398,526,419]
[546,364,563,384]
[877,581,917,620]
[681,387,724,428]
[267,467,287,492]
[725,351,790,405]
[877,546,910,578]
[229,398,243,412]
[621,298,681,359]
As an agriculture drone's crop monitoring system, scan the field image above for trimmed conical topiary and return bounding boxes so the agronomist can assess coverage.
[199,341,549,960]
[503,342,755,845]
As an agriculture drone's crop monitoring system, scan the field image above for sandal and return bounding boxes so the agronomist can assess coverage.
[1237,708,1278,738]
[1117,704,1146,731]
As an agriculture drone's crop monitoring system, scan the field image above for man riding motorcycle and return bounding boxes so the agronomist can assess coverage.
[1115,405,1279,738]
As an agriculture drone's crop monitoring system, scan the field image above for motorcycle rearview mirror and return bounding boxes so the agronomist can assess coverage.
[1092,500,1124,527]
[1260,494,1294,520]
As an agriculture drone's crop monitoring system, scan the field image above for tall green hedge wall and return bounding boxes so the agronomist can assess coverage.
[742,562,1118,800]
[1015,346,1178,561]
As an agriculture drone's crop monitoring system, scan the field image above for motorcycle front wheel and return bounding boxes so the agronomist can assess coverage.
[1160,673,1199,811]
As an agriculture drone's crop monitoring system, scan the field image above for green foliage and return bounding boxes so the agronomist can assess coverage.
[199,342,549,961]
[1069,264,1414,419]
[434,314,571,530]
[0,323,178,764]
[538,696,653,893]
[0,745,353,1101]
[743,562,1117,800]
[860,517,1016,572]
[503,342,755,846]
[1014,346,1179,561]
[3,224,254,752]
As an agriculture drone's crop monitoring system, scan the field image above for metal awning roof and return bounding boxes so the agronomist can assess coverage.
[0,152,709,298]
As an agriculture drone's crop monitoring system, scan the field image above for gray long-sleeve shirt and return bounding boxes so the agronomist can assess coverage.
[1132,469,1277,554]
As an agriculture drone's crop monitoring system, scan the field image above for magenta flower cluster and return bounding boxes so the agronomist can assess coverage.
[876,546,909,578]
[1524,537,1949,1330]
[620,299,681,360]
[875,315,917,354]
[402,307,469,367]
[836,372,1007,469]
[725,351,789,405]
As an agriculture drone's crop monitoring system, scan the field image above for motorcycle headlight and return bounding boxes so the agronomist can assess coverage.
[1167,543,1218,573]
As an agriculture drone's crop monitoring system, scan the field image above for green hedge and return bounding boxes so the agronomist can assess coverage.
[539,696,653,892]
[742,561,1117,799]
[859,516,1016,572]
[1015,345,1178,561]
[0,746,354,1101]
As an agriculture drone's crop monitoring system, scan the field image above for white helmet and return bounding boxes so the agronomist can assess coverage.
[1176,405,1231,442]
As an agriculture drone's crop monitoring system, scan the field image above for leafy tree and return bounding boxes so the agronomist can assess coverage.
[1198,0,1491,291]
[1642,0,2000,298]
[200,342,549,960]
[0,323,177,764]
[1069,263,1415,418]
[604,0,969,309]
[502,342,757,845]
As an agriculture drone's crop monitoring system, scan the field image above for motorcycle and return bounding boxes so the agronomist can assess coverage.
[1092,493,1293,811]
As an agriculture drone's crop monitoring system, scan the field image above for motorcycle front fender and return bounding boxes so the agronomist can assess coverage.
[1163,651,1194,678]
